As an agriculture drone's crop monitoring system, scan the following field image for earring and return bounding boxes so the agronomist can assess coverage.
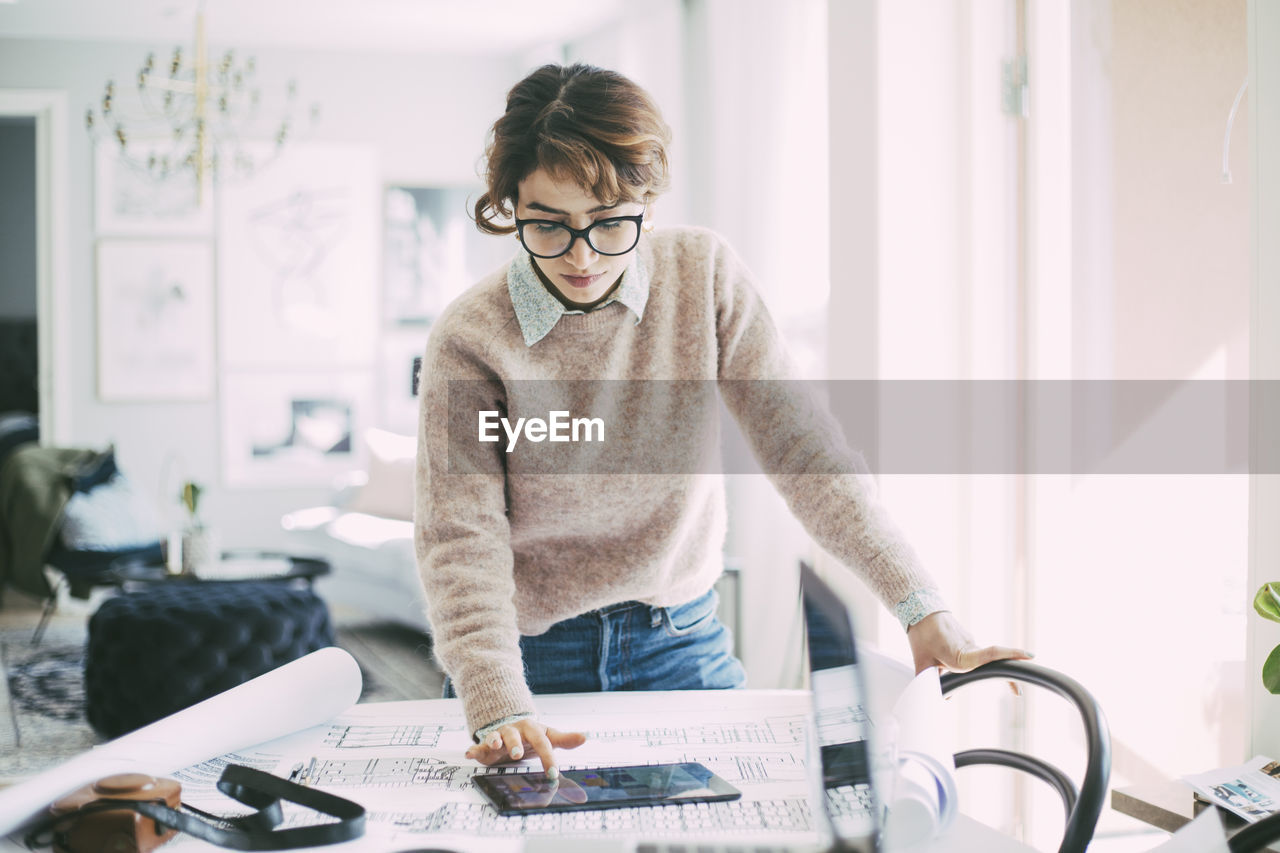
[642,221,654,233]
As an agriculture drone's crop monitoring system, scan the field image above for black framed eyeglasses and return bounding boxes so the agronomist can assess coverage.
[514,212,646,259]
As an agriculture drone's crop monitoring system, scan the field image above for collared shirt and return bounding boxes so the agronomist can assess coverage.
[506,249,649,347]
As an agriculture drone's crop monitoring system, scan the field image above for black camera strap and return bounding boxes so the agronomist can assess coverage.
[25,764,365,852]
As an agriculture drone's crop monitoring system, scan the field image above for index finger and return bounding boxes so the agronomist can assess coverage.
[554,774,588,805]
[545,727,588,750]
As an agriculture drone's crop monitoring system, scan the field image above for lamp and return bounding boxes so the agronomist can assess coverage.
[85,8,319,204]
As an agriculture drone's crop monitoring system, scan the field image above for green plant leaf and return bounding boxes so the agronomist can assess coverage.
[1264,645,1280,694]
[180,481,202,517]
[1255,583,1280,623]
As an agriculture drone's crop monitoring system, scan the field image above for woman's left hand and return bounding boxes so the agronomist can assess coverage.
[906,610,1033,675]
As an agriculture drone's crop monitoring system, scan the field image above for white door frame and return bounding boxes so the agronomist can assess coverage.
[0,90,71,445]
[1248,0,1280,760]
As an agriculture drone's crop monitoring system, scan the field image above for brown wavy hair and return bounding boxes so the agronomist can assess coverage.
[472,63,671,235]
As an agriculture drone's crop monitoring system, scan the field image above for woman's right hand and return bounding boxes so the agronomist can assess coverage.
[464,717,587,776]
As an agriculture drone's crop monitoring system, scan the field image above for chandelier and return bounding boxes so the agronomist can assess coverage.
[85,9,319,204]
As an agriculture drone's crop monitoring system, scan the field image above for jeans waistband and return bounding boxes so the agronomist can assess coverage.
[587,587,716,627]
[590,599,653,617]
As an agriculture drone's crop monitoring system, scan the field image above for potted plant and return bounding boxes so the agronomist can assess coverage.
[179,480,217,576]
[1255,583,1280,692]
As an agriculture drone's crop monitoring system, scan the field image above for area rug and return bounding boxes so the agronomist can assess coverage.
[0,621,444,783]
[0,625,99,780]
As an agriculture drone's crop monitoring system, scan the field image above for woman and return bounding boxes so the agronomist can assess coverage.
[415,62,1031,776]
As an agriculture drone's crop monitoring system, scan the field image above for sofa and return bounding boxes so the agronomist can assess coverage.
[281,428,430,634]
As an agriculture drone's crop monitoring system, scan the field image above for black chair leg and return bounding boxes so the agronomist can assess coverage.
[31,577,65,646]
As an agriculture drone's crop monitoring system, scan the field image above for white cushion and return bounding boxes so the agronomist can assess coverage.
[60,474,163,550]
[343,428,416,521]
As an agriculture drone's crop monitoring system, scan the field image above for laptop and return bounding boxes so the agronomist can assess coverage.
[794,559,884,853]
[524,561,884,853]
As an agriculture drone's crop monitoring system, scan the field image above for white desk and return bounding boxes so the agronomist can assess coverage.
[3,689,1030,853]
[908,818,1033,852]
[220,689,1029,852]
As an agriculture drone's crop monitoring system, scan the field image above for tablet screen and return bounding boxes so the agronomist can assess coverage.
[473,761,741,815]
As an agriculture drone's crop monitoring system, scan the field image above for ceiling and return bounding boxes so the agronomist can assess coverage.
[0,0,628,54]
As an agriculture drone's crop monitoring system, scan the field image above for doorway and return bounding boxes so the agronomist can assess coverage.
[0,116,39,416]
[0,90,71,445]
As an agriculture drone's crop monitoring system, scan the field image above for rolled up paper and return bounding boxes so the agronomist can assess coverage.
[0,647,361,836]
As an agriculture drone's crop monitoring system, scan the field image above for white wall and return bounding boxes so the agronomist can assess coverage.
[0,38,521,549]
[1110,0,1250,381]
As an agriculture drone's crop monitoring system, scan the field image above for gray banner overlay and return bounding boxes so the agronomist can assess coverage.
[445,380,1275,475]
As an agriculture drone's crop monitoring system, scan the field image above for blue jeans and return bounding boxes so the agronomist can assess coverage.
[442,588,746,698]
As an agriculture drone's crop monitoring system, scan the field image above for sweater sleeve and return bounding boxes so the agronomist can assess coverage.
[415,320,537,738]
[708,235,946,619]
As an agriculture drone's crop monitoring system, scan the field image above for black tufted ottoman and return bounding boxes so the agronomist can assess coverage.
[84,581,334,738]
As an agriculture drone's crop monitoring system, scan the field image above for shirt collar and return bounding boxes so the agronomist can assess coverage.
[507,249,649,347]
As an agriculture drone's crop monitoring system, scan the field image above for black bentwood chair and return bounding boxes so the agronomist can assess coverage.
[940,660,1112,853]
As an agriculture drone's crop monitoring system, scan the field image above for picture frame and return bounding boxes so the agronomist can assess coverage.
[94,142,214,235]
[95,239,215,402]
[218,143,380,370]
[382,185,512,326]
[377,327,430,435]
[220,370,373,488]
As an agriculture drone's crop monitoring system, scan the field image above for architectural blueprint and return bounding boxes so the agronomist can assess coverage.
[159,689,836,852]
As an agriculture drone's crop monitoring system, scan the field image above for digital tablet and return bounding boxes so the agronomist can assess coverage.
[472,761,742,816]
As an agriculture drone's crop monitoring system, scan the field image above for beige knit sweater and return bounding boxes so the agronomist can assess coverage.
[414,226,940,736]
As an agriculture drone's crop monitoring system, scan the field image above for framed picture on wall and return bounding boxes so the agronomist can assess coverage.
[95,239,215,401]
[218,143,380,370]
[382,185,513,325]
[377,327,430,436]
[220,370,373,487]
[94,142,214,235]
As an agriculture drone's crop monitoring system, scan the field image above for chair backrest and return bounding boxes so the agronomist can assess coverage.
[940,660,1112,853]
